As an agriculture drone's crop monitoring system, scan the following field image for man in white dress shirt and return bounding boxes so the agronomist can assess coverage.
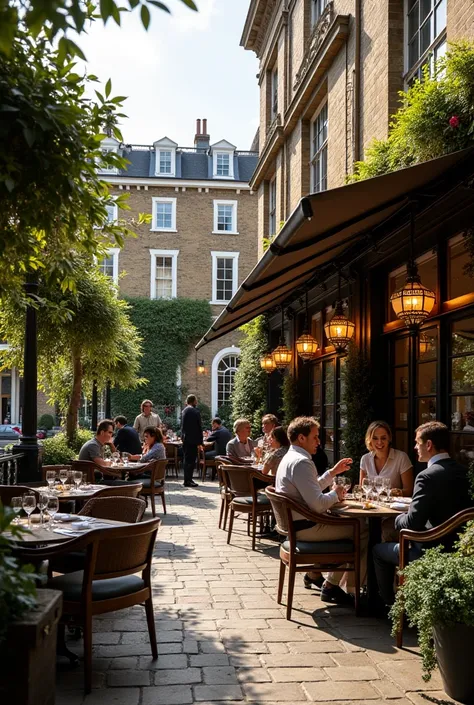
[276,416,368,604]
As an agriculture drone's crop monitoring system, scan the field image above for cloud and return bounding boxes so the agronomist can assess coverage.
[170,0,218,33]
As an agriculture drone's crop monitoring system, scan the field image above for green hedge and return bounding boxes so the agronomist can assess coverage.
[41,428,93,465]
[111,297,212,425]
[231,316,268,437]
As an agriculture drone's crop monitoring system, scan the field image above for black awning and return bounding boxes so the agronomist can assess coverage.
[196,147,474,349]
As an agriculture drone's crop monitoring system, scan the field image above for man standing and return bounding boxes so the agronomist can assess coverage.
[113,416,142,455]
[373,421,471,606]
[276,416,368,604]
[181,394,202,488]
[133,400,162,441]
[205,417,232,460]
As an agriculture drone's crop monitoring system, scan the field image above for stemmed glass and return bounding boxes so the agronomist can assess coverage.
[11,496,23,524]
[59,468,68,486]
[38,493,49,526]
[22,494,36,529]
[380,477,391,503]
[352,484,363,502]
[45,496,59,531]
[121,452,129,467]
[46,470,56,489]
[362,477,372,502]
[111,452,120,466]
[374,477,384,504]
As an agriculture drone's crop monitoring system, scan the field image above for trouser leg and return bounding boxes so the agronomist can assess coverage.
[183,443,198,484]
[373,541,423,605]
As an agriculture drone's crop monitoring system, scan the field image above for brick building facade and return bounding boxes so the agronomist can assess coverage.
[241,0,474,257]
[98,120,258,420]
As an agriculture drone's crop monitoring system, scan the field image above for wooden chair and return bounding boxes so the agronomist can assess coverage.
[265,486,361,620]
[41,465,71,481]
[164,442,179,478]
[78,497,146,523]
[215,456,234,530]
[198,445,217,483]
[395,507,474,647]
[93,483,143,499]
[15,518,160,693]
[222,465,273,551]
[134,459,167,517]
[0,484,41,505]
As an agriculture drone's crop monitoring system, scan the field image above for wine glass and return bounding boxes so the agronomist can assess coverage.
[73,470,83,491]
[352,484,363,502]
[38,492,48,526]
[11,496,23,524]
[380,477,391,503]
[46,470,56,489]
[122,452,129,467]
[59,468,68,485]
[111,451,120,466]
[362,477,372,502]
[45,496,59,531]
[22,494,36,529]
[374,477,383,503]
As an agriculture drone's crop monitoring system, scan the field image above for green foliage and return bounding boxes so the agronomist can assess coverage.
[38,414,54,430]
[280,372,299,426]
[457,520,474,558]
[111,297,212,424]
[0,503,39,644]
[216,402,233,430]
[198,402,212,431]
[41,433,77,465]
[0,1,197,59]
[341,342,373,480]
[390,537,474,680]
[468,459,474,502]
[69,429,94,455]
[350,43,474,183]
[231,316,268,437]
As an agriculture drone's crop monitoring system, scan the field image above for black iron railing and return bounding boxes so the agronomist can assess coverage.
[0,452,24,485]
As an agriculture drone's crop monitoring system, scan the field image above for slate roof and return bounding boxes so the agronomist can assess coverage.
[116,144,258,183]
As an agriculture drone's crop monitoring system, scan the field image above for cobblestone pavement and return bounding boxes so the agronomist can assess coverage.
[56,479,456,704]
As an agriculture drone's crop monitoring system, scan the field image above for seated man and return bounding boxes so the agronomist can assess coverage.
[275,416,368,604]
[205,417,232,460]
[226,418,257,464]
[373,421,471,606]
[78,419,125,485]
[113,415,142,455]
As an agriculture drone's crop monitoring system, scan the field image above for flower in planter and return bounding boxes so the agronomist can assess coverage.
[449,115,460,128]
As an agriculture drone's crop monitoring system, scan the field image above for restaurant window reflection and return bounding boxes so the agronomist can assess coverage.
[448,234,473,301]
[450,317,474,465]
[311,355,346,466]
[417,326,438,426]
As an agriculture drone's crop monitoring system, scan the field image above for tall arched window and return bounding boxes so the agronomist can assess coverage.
[211,347,241,415]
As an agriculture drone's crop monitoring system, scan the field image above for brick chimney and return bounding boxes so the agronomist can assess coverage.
[194,117,210,150]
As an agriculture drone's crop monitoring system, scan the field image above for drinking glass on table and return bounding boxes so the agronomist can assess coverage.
[45,496,59,531]
[59,468,68,485]
[22,493,36,529]
[111,451,120,466]
[38,492,48,525]
[374,477,383,503]
[362,477,372,502]
[46,470,56,489]
[380,477,391,502]
[11,496,23,524]
[73,470,83,491]
[121,452,129,467]
[352,484,363,502]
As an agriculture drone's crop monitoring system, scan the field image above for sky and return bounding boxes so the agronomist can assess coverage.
[76,0,260,150]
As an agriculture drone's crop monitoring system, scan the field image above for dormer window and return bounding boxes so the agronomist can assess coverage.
[97,137,120,175]
[211,140,236,180]
[153,137,177,177]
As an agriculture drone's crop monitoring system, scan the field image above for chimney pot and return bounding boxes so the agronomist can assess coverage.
[196,118,201,135]
[202,118,208,135]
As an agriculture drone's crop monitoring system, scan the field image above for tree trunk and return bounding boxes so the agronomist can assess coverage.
[66,350,82,444]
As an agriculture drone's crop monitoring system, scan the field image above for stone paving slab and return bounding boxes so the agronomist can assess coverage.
[55,479,455,705]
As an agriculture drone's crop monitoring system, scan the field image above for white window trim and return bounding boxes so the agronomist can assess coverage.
[213,150,234,179]
[211,346,241,416]
[310,100,328,193]
[213,199,238,235]
[155,147,176,177]
[104,248,120,285]
[210,251,239,305]
[106,201,118,224]
[149,249,179,299]
[151,197,177,232]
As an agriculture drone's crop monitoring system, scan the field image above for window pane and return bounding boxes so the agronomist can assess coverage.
[155,256,173,299]
[448,236,473,300]
[395,367,409,397]
[394,337,409,365]
[217,153,230,177]
[217,355,240,405]
[417,361,437,395]
[99,255,114,278]
[418,397,436,425]
[106,204,116,223]
[159,151,172,174]
[408,2,419,40]
[217,204,234,231]
[215,258,234,302]
[435,0,447,34]
[452,357,474,393]
[452,319,474,355]
[450,432,474,466]
[395,399,408,428]
[418,328,438,360]
[156,202,172,229]
[394,430,409,454]
[451,396,474,431]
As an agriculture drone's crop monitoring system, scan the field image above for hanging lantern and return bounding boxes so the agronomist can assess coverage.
[390,206,435,328]
[260,353,277,373]
[324,301,355,351]
[272,306,292,369]
[418,333,434,357]
[296,291,319,361]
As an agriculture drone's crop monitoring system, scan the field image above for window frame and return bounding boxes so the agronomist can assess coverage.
[97,147,119,175]
[149,248,179,299]
[211,346,241,415]
[98,248,120,285]
[151,197,177,232]
[210,251,239,305]
[156,148,176,177]
[212,150,234,179]
[269,176,277,237]
[311,0,329,27]
[271,64,278,121]
[105,201,118,224]
[404,0,447,84]
[213,200,238,235]
[310,101,328,193]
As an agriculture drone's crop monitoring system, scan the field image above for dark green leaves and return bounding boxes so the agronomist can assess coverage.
[140,4,151,29]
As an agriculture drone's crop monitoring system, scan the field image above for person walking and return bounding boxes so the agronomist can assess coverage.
[133,399,162,441]
[181,394,202,488]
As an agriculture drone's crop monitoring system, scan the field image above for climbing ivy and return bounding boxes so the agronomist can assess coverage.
[341,342,373,481]
[280,372,299,426]
[111,297,212,426]
[231,316,268,437]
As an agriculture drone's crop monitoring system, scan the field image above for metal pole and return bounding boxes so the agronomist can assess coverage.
[105,381,111,419]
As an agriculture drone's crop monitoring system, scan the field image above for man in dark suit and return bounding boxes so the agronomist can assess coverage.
[373,421,471,605]
[205,418,232,459]
[181,394,203,488]
[113,416,142,455]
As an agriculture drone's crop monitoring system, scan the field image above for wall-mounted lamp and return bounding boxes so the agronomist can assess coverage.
[197,359,205,374]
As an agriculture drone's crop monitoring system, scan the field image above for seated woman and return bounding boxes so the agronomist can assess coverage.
[359,420,414,497]
[129,425,166,463]
[261,426,290,475]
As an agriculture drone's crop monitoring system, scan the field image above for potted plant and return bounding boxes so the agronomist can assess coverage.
[0,503,63,704]
[390,521,474,703]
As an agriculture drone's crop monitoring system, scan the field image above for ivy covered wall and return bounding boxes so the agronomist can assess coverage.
[111,297,212,427]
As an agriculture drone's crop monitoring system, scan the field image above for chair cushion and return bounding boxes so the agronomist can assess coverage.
[232,494,270,506]
[49,571,145,601]
[141,478,164,489]
[282,539,354,554]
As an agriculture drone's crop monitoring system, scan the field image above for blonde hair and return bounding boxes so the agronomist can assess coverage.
[365,421,392,452]
[233,418,251,433]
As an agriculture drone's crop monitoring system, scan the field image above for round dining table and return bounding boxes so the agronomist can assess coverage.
[5,516,128,545]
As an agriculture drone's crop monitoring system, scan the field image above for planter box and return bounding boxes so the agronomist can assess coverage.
[434,622,474,704]
[0,589,63,705]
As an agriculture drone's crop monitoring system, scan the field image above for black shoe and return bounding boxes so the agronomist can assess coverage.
[320,584,354,605]
[303,574,324,590]
[184,480,199,488]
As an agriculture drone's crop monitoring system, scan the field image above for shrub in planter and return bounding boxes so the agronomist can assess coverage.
[41,433,76,465]
[390,527,474,703]
[38,413,55,431]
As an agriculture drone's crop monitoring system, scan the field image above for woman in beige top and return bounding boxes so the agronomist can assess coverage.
[262,426,290,476]
[359,420,414,496]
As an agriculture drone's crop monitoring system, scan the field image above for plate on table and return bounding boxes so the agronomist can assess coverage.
[56,514,89,523]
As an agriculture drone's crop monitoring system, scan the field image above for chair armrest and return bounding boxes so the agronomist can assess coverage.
[250,470,274,484]
[278,491,359,528]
